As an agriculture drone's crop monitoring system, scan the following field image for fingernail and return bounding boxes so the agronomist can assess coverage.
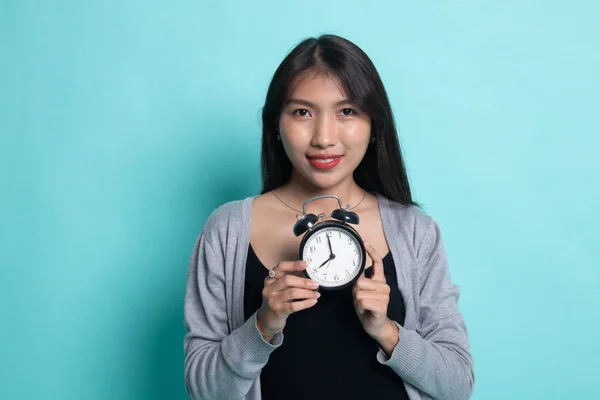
[315,292,321,298]
[310,281,319,288]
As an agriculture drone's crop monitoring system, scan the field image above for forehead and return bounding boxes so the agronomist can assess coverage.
[287,70,349,102]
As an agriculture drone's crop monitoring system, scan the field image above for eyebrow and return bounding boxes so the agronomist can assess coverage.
[285,98,354,108]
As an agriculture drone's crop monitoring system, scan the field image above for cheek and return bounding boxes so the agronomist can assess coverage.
[280,132,304,157]
[279,118,311,154]
[281,140,303,164]
[342,120,371,148]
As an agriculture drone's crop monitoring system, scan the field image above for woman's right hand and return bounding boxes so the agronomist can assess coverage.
[256,260,320,342]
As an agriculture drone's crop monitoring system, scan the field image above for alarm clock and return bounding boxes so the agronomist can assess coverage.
[293,194,366,290]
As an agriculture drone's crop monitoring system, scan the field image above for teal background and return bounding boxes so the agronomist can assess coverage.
[1,1,599,399]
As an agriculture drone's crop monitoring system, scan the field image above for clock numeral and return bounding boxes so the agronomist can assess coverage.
[307,257,312,263]
[326,231,333,237]
[347,237,353,245]
[339,232,342,239]
[323,273,327,280]
[316,237,322,244]
[334,275,339,281]
[309,246,316,253]
[352,259,356,267]
[345,270,350,276]
[311,267,318,273]
[353,247,359,255]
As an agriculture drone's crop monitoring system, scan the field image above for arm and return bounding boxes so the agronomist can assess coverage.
[377,218,475,400]
[183,231,282,400]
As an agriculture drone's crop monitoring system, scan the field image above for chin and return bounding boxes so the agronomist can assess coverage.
[303,170,347,190]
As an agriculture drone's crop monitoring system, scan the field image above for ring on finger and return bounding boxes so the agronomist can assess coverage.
[268,269,279,279]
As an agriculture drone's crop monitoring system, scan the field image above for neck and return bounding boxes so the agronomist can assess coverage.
[275,170,365,214]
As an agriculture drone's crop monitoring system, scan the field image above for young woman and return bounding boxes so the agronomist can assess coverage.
[184,34,474,400]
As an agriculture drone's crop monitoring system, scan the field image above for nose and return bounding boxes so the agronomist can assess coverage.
[311,113,337,148]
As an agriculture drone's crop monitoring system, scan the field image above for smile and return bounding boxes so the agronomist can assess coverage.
[307,155,343,170]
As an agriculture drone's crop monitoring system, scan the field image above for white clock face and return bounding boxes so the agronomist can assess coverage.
[301,226,364,288]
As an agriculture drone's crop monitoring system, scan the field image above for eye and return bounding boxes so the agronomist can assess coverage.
[293,109,311,117]
[341,108,357,116]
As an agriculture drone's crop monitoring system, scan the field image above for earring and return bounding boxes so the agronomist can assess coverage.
[370,136,376,143]
[276,134,281,141]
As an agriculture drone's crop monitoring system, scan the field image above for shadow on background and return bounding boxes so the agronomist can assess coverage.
[137,119,260,399]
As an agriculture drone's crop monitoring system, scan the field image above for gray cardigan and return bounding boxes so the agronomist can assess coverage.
[183,194,474,400]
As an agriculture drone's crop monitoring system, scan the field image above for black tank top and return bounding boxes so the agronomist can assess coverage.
[244,244,410,400]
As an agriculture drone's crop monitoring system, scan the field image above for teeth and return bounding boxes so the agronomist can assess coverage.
[312,158,336,163]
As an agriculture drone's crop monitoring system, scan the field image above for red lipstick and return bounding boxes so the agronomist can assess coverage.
[307,154,343,170]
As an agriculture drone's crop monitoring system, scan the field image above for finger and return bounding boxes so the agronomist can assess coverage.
[277,259,309,273]
[277,287,320,303]
[363,241,385,282]
[353,278,390,299]
[353,290,388,303]
[283,297,318,314]
[354,298,387,316]
[265,260,309,286]
[352,277,373,298]
[271,274,319,292]
[353,276,379,291]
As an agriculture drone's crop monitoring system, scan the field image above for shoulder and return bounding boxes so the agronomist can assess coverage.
[378,194,441,258]
[378,194,434,231]
[200,196,254,244]
[203,198,248,230]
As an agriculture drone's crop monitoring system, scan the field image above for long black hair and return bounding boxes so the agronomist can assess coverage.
[260,34,420,208]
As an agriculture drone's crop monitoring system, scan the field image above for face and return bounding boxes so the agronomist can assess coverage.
[278,71,372,190]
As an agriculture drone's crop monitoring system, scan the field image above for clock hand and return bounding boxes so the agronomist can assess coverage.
[316,256,331,269]
[325,258,333,271]
[317,253,335,269]
[326,235,334,256]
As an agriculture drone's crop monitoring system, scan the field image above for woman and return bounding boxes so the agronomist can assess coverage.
[184,34,474,400]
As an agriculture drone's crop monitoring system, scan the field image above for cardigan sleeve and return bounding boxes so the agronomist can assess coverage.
[183,230,283,400]
[377,216,475,400]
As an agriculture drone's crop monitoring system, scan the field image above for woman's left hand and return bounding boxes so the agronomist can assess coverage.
[352,241,399,354]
